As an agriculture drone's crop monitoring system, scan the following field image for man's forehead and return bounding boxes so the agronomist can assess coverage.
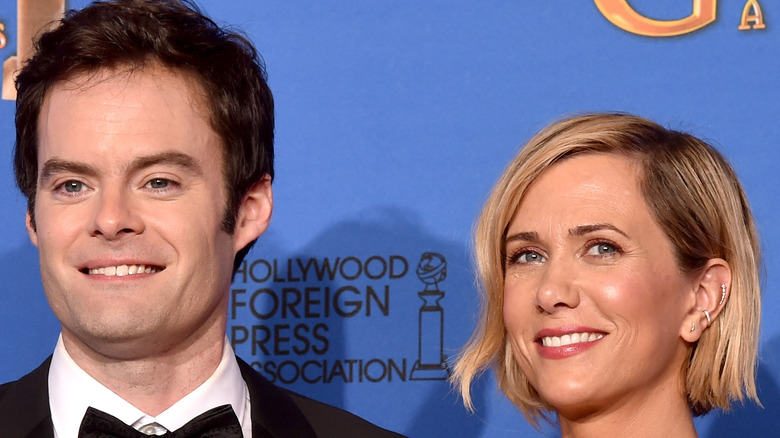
[36,63,222,165]
[40,63,213,137]
[49,63,208,108]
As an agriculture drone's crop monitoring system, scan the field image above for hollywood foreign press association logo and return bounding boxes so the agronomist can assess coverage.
[410,252,451,380]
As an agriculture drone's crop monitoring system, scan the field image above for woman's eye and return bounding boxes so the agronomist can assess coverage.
[586,242,618,256]
[514,250,547,264]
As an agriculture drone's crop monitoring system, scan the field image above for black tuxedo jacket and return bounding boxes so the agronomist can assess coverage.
[0,356,404,438]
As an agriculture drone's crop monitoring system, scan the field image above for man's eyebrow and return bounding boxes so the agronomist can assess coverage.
[569,223,628,238]
[127,151,203,175]
[39,152,203,183]
[40,159,99,182]
[504,231,539,246]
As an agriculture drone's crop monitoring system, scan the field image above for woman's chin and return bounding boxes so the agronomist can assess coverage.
[535,381,606,420]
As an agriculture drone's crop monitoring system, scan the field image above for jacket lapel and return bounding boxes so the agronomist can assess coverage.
[236,357,317,438]
[0,357,55,438]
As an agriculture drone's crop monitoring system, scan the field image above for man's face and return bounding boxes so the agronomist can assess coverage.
[29,66,270,359]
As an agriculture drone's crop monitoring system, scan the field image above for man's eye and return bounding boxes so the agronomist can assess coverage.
[62,181,84,193]
[148,178,170,189]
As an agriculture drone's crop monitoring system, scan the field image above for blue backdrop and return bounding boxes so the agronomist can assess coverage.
[0,1,777,437]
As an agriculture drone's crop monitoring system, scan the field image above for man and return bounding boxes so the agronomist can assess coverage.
[0,1,404,437]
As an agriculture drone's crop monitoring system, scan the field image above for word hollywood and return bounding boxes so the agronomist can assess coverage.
[229,253,452,385]
[236,255,409,283]
[594,0,766,36]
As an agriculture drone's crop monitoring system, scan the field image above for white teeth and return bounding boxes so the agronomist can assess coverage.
[542,332,604,347]
[87,264,159,276]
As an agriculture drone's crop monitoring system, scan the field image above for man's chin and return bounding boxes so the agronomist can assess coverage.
[63,320,173,360]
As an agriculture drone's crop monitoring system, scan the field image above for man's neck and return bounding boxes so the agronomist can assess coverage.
[60,323,227,416]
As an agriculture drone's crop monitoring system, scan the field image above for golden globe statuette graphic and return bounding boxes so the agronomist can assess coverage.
[3,0,66,100]
[410,252,451,380]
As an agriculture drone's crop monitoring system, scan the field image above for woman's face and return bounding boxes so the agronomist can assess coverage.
[503,153,695,419]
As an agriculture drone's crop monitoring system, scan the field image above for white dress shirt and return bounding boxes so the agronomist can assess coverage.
[48,334,252,437]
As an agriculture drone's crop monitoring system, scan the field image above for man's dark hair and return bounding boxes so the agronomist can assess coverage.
[14,0,274,273]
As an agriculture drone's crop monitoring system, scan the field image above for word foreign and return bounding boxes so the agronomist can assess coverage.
[231,285,390,320]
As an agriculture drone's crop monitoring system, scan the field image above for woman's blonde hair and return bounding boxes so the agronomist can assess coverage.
[451,113,761,425]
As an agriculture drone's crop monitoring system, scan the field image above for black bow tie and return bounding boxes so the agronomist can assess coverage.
[78,404,243,437]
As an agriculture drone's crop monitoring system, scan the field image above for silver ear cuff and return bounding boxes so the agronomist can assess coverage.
[703,310,711,325]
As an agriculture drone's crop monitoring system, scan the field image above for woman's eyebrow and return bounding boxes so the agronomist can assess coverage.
[569,223,628,238]
[504,231,539,246]
[503,223,629,246]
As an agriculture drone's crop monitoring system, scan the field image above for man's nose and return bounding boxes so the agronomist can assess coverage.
[89,188,144,240]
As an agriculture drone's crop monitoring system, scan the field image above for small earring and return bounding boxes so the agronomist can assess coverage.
[703,310,711,325]
[690,321,696,332]
[719,284,727,306]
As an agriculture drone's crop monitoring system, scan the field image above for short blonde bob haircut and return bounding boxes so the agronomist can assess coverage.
[452,113,761,425]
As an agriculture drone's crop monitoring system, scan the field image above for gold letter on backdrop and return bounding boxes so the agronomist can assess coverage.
[0,24,6,50]
[594,0,717,37]
[738,0,766,30]
[3,0,66,100]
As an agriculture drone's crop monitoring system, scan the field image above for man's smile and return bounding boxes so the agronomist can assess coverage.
[83,264,164,276]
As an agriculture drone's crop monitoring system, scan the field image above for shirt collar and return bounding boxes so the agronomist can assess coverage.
[48,334,249,437]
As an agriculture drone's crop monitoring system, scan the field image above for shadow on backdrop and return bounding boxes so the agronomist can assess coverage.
[403,370,490,438]
[233,206,486,436]
[229,231,346,409]
[705,333,780,438]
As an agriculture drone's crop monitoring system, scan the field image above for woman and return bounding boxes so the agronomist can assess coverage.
[452,113,761,437]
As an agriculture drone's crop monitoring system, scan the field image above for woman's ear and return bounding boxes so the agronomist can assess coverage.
[680,258,731,343]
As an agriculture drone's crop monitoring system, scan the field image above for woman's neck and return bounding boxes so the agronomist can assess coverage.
[557,385,698,438]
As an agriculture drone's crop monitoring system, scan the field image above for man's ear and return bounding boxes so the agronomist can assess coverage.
[232,174,273,252]
[26,211,38,247]
[680,258,731,342]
